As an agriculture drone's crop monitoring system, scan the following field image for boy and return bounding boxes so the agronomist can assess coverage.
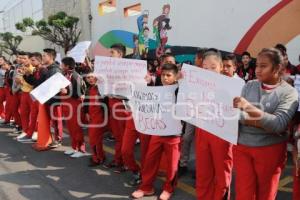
[42,48,63,148]
[103,43,128,172]
[131,63,181,200]
[222,53,245,82]
[60,57,86,158]
[236,51,255,82]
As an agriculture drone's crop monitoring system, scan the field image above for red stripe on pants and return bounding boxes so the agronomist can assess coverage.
[108,98,126,165]
[139,135,180,193]
[0,88,6,118]
[4,88,21,126]
[88,100,105,162]
[233,142,287,200]
[62,98,85,152]
[20,92,33,133]
[195,128,233,200]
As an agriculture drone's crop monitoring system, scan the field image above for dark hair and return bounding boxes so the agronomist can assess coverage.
[223,53,237,66]
[110,43,126,57]
[160,53,175,63]
[61,57,76,69]
[241,51,251,58]
[29,52,42,61]
[195,48,207,59]
[18,51,30,57]
[0,56,7,62]
[258,48,283,70]
[43,48,57,59]
[203,49,222,62]
[144,26,150,31]
[161,63,178,74]
[274,43,287,55]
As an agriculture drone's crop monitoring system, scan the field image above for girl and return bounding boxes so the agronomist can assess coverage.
[233,48,298,200]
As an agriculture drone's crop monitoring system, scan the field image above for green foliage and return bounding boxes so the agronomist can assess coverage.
[0,32,23,55]
[15,11,81,53]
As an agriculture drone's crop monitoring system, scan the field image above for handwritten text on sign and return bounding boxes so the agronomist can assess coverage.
[175,64,244,144]
[94,56,147,97]
[130,85,183,136]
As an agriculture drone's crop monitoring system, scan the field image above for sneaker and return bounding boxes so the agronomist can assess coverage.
[131,189,155,199]
[13,127,23,134]
[16,132,27,140]
[129,172,141,186]
[64,149,76,155]
[48,140,62,149]
[31,132,38,142]
[70,151,86,158]
[17,135,32,142]
[159,190,172,200]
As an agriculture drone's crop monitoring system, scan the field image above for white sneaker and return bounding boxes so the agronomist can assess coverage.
[31,132,38,142]
[64,149,76,155]
[16,132,27,139]
[70,151,86,158]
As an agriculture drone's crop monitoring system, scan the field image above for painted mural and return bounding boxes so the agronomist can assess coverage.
[91,0,300,64]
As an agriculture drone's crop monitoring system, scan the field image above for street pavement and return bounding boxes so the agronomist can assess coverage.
[0,125,294,200]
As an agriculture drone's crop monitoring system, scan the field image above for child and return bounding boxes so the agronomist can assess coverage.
[195,50,233,200]
[236,51,255,82]
[222,53,245,83]
[103,43,127,173]
[84,72,106,166]
[233,48,298,199]
[60,57,86,158]
[131,63,181,200]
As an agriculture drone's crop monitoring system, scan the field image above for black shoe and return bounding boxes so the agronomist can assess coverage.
[0,121,11,127]
[113,165,126,174]
[103,161,118,169]
[129,172,141,186]
[48,140,62,149]
[178,166,188,177]
[88,158,105,167]
[13,126,23,134]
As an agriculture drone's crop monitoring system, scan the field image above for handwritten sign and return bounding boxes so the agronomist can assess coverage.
[94,56,147,97]
[129,85,183,136]
[30,72,70,104]
[294,75,300,111]
[67,41,91,63]
[175,64,244,144]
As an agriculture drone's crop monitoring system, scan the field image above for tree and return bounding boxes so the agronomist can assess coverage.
[16,11,81,54]
[0,32,23,56]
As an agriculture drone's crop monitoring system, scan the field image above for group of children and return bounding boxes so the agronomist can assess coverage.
[0,42,299,200]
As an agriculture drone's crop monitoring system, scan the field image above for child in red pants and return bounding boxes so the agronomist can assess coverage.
[60,57,86,158]
[84,73,106,166]
[132,63,181,200]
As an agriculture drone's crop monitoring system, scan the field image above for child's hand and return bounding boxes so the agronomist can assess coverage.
[144,73,152,84]
[60,88,68,94]
[233,97,250,110]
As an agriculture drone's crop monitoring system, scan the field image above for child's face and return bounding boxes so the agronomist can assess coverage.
[161,70,177,85]
[110,49,122,58]
[255,55,279,83]
[202,56,223,73]
[242,55,251,66]
[222,60,236,77]
[86,75,97,85]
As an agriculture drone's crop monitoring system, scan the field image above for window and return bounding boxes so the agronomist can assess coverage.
[98,0,116,16]
[124,3,141,17]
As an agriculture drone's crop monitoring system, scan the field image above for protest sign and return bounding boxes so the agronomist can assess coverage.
[175,64,244,144]
[67,41,91,63]
[30,72,71,104]
[130,85,183,136]
[94,56,147,97]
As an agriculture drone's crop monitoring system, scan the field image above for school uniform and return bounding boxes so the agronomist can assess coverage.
[44,63,63,143]
[234,80,298,200]
[61,70,86,152]
[84,85,106,163]
[0,68,7,118]
[3,68,21,126]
